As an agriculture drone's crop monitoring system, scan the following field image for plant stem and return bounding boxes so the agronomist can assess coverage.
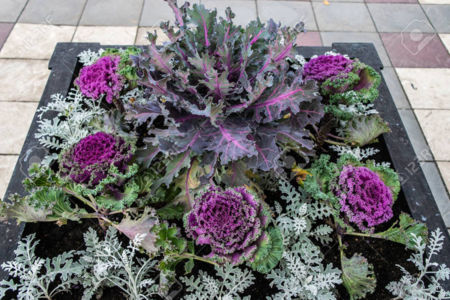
[171,252,219,266]
[327,133,345,141]
[61,187,97,211]
[324,139,347,146]
[337,234,344,262]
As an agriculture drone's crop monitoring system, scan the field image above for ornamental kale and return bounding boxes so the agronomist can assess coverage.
[101,47,142,84]
[59,132,133,187]
[335,165,394,231]
[185,185,281,271]
[303,153,400,232]
[129,1,323,174]
[76,55,123,103]
[303,54,353,82]
[321,58,381,107]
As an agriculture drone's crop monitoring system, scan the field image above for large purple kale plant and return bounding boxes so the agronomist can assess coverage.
[128,0,323,175]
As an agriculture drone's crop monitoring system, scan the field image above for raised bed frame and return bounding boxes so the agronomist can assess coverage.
[1,42,449,285]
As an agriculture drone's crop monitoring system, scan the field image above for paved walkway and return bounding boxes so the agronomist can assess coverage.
[0,0,449,227]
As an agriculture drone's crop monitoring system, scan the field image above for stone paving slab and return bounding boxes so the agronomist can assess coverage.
[396,68,450,109]
[423,5,450,33]
[0,155,18,200]
[368,3,434,33]
[381,32,450,67]
[257,1,317,31]
[437,162,450,193]
[312,2,376,32]
[0,0,27,22]
[0,59,50,102]
[135,27,169,45]
[140,0,200,26]
[0,23,13,50]
[441,34,450,50]
[0,24,75,59]
[421,162,450,225]
[202,0,257,27]
[381,67,411,109]
[19,0,87,25]
[80,0,143,26]
[414,109,450,161]
[320,31,391,66]
[311,0,364,2]
[73,26,137,45]
[419,0,450,3]
[295,32,322,46]
[366,0,417,3]
[0,102,38,154]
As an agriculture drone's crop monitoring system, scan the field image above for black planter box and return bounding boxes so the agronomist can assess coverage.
[1,42,449,286]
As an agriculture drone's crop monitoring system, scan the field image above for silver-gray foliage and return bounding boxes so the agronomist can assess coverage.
[386,228,450,300]
[0,234,83,300]
[35,88,105,152]
[181,264,255,300]
[267,180,341,300]
[0,227,160,300]
[80,227,159,300]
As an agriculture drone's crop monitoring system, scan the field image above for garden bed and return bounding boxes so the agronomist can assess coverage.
[1,37,449,299]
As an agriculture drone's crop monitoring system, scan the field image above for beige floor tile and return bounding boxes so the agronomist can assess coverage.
[396,68,450,109]
[415,109,450,161]
[440,34,450,52]
[135,27,169,46]
[73,26,137,45]
[0,59,50,102]
[0,155,18,200]
[437,162,450,193]
[0,24,75,59]
[0,102,37,154]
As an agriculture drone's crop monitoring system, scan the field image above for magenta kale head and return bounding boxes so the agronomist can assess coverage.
[335,165,393,231]
[303,54,353,82]
[185,186,269,264]
[76,55,123,103]
[59,132,133,187]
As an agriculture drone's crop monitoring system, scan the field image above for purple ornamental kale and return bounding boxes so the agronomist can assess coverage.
[335,165,393,231]
[76,55,123,103]
[59,132,133,187]
[303,54,353,82]
[185,186,269,264]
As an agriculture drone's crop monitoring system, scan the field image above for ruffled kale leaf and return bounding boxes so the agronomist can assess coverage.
[116,207,160,254]
[341,114,390,147]
[341,253,376,300]
[374,213,428,249]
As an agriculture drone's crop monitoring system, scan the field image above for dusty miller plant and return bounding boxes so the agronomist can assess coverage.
[79,227,160,300]
[267,180,341,299]
[77,48,104,66]
[35,88,105,154]
[181,264,255,300]
[0,234,83,300]
[386,228,450,300]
